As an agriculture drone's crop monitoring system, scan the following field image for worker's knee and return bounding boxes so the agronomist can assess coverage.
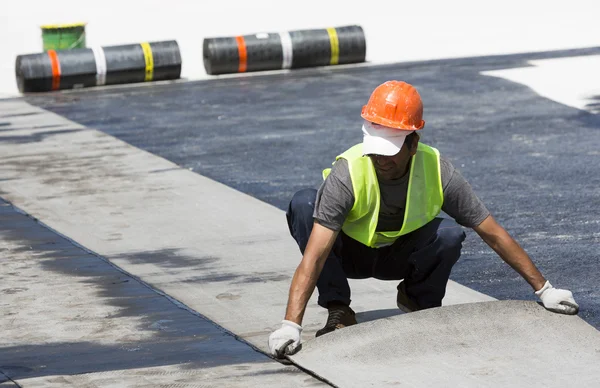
[436,221,466,258]
[288,188,317,218]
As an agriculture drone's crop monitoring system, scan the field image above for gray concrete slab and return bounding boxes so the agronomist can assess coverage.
[23,48,600,329]
[291,301,600,387]
[0,100,494,386]
[0,199,326,387]
[0,373,18,387]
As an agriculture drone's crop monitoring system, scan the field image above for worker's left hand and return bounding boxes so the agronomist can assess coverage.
[535,281,579,315]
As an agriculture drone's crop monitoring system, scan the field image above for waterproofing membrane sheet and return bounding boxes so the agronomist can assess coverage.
[0,199,325,387]
[291,301,600,387]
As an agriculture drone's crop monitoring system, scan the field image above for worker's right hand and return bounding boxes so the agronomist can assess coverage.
[268,320,302,358]
[535,281,579,315]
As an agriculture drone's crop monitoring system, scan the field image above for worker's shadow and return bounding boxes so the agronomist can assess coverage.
[355,308,404,324]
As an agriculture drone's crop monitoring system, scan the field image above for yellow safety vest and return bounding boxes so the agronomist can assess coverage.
[322,143,443,248]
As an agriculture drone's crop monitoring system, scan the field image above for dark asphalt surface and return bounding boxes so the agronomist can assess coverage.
[24,47,600,329]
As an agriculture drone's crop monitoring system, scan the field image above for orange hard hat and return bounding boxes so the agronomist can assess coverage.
[361,81,425,130]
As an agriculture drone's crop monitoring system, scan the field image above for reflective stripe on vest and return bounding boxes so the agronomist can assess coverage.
[322,143,443,248]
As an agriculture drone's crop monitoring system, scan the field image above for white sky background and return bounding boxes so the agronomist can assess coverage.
[1,0,599,110]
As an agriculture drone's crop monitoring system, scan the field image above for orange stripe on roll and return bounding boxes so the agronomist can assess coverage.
[47,50,61,90]
[235,36,247,73]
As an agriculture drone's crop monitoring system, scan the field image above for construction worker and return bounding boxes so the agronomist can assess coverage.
[268,80,579,358]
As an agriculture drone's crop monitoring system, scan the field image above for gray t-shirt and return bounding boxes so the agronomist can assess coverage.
[313,155,489,232]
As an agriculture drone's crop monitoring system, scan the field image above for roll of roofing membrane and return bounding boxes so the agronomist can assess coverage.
[16,40,181,93]
[203,25,366,75]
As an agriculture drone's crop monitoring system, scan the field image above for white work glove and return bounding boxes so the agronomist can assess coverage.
[535,281,579,315]
[268,320,302,358]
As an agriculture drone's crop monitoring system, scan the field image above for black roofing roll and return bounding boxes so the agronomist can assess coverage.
[16,40,181,93]
[203,25,366,75]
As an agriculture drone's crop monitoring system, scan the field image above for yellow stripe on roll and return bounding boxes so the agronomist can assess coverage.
[140,42,154,81]
[326,28,339,65]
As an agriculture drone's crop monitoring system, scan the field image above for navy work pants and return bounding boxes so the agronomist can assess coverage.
[286,188,466,310]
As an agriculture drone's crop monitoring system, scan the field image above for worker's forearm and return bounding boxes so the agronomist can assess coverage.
[485,232,546,291]
[284,259,321,324]
[282,223,337,325]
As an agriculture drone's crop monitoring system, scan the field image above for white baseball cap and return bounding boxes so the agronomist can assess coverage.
[362,121,414,156]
